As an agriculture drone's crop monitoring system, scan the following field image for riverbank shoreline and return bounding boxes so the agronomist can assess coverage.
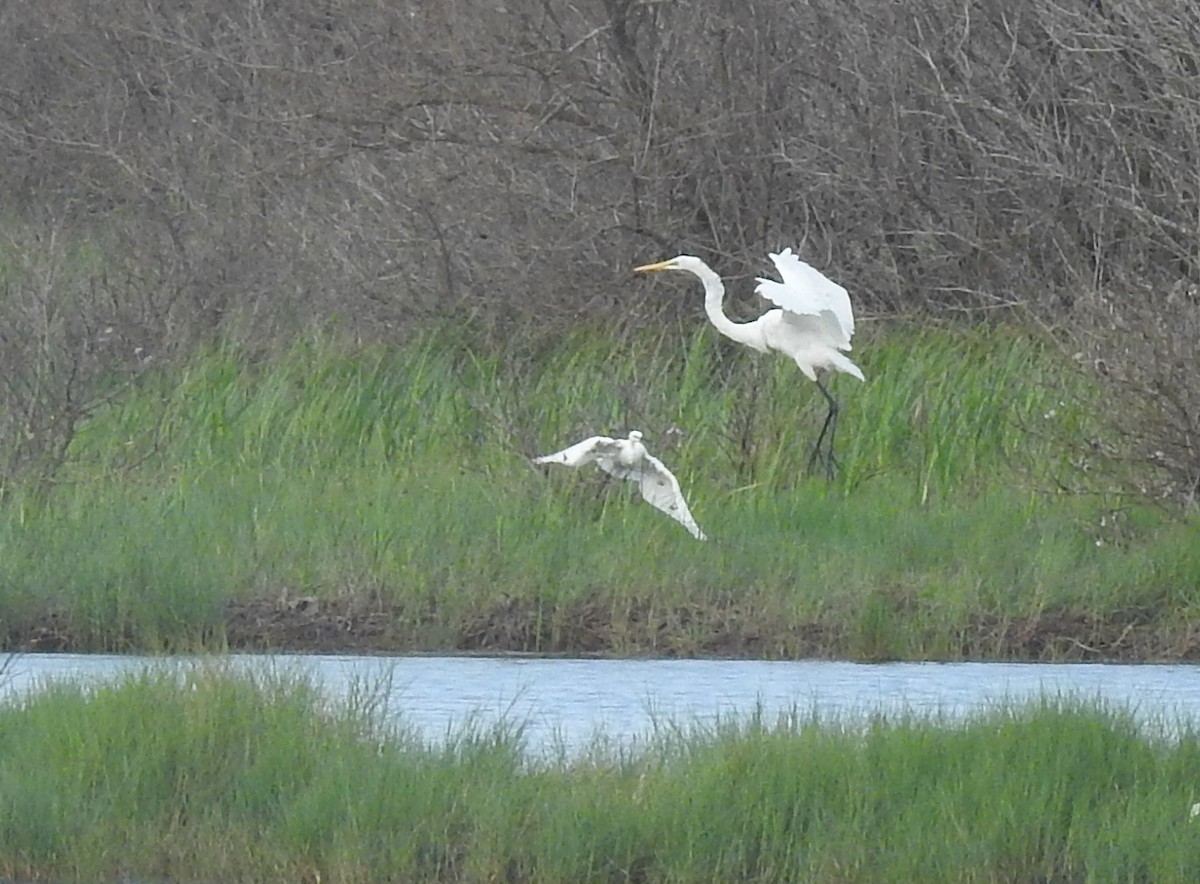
[11,592,1198,663]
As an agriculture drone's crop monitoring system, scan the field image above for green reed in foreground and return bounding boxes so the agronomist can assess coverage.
[1,666,1198,882]
[1,325,1196,657]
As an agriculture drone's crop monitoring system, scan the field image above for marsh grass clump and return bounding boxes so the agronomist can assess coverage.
[59,322,1080,494]
[2,669,1200,881]
[1,325,1197,658]
[0,665,523,880]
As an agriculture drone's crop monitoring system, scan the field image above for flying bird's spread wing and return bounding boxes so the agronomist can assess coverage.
[596,453,705,540]
[754,248,854,349]
[534,433,707,540]
[532,435,620,468]
[630,453,707,541]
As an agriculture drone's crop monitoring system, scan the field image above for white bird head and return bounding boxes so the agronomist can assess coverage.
[627,430,644,442]
[633,255,706,275]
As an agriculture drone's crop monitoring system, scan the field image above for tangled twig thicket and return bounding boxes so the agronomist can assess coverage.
[0,0,1196,499]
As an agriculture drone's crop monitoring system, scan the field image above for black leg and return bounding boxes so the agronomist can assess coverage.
[806,377,840,480]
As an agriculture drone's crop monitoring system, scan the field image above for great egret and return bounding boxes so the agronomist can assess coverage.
[533,430,707,540]
[634,248,864,478]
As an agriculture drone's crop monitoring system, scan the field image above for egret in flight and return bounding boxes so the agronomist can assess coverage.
[534,430,707,540]
[634,249,864,478]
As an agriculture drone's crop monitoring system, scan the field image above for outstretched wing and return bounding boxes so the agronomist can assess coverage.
[754,248,854,349]
[533,435,621,468]
[631,453,707,540]
[536,435,706,540]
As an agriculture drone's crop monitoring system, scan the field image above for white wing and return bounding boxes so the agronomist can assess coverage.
[536,434,706,540]
[754,248,855,349]
[606,453,706,541]
[533,435,621,468]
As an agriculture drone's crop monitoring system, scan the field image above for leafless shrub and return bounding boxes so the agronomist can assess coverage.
[0,220,152,494]
[2,0,1195,316]
[1072,280,1200,507]
[0,0,1196,493]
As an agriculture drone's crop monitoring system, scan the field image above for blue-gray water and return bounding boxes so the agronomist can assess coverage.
[3,653,1198,755]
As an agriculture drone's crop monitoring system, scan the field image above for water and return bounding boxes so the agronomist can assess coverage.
[3,653,1198,755]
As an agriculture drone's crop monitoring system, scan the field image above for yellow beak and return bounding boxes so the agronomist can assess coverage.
[633,259,677,273]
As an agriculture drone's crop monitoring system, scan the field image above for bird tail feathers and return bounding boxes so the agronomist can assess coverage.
[830,351,865,382]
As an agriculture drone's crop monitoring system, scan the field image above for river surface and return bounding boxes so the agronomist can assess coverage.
[3,653,1198,755]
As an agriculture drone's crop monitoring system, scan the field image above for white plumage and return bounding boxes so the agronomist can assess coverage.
[533,430,707,540]
[634,249,864,477]
[754,247,857,357]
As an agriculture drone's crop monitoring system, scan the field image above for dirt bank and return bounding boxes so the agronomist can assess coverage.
[9,592,1200,663]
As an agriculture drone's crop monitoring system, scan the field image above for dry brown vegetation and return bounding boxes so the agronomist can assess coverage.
[0,0,1197,498]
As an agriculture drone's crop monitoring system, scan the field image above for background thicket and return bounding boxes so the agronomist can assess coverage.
[0,0,1197,499]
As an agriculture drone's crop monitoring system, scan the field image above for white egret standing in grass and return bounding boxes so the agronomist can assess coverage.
[634,249,864,478]
[533,430,707,540]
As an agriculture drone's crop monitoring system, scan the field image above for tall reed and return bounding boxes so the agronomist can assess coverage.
[2,667,1198,881]
[2,325,1195,657]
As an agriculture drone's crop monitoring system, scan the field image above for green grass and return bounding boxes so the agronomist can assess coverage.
[1,324,1197,658]
[1,665,1199,881]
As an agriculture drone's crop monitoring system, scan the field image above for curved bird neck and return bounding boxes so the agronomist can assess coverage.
[693,263,761,350]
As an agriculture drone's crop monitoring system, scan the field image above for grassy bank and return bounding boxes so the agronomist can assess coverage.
[1,325,1197,658]
[1,665,1198,881]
